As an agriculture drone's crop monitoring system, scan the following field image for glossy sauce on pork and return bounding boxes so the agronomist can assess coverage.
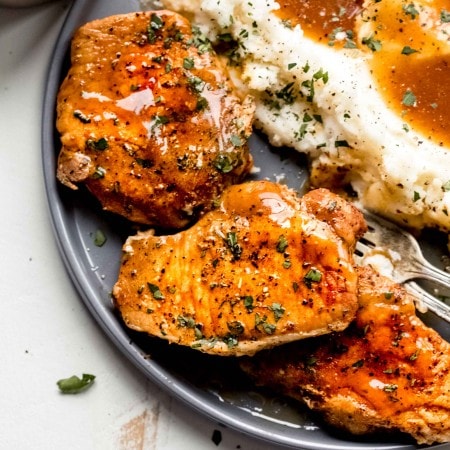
[56,11,254,228]
[241,266,450,445]
[113,181,365,356]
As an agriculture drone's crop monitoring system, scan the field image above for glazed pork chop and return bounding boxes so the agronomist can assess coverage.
[241,266,450,445]
[56,11,254,228]
[113,181,366,356]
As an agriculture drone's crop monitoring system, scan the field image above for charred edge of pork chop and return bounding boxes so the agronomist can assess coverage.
[56,10,254,229]
[240,266,450,445]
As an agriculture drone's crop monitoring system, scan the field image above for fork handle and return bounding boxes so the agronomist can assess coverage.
[411,256,450,291]
[406,281,450,322]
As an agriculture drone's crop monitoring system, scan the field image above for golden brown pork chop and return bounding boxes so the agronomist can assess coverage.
[241,266,450,445]
[56,11,254,228]
[113,181,366,356]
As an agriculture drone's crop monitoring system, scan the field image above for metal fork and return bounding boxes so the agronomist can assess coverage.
[405,281,450,322]
[354,210,450,322]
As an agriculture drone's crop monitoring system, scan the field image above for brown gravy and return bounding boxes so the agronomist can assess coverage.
[275,0,450,147]
[275,0,363,44]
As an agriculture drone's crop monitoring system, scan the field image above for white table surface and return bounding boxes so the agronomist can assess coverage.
[0,2,283,449]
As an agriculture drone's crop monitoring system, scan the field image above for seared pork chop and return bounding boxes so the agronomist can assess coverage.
[241,266,450,445]
[113,181,365,356]
[56,11,254,228]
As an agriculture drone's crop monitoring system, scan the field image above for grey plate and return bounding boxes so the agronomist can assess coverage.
[41,1,448,449]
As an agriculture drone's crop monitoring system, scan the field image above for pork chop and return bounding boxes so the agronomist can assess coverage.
[56,11,254,228]
[112,181,365,356]
[240,266,450,445]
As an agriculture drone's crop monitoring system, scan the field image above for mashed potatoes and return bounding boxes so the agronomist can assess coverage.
[161,0,450,232]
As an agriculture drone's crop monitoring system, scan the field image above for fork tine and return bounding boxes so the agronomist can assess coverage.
[354,241,367,259]
[406,281,450,322]
[363,210,422,252]
[354,210,450,323]
[354,246,450,322]
[361,210,450,290]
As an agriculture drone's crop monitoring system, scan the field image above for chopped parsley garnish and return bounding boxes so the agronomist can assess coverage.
[295,113,315,141]
[413,191,421,202]
[196,96,209,111]
[178,317,203,339]
[313,68,329,83]
[227,320,245,335]
[148,283,165,300]
[183,57,195,69]
[153,115,169,128]
[304,268,322,288]
[214,153,234,173]
[442,180,450,191]
[57,373,95,394]
[328,27,356,48]
[136,158,153,168]
[242,295,254,312]
[401,46,419,55]
[217,32,233,43]
[270,303,285,322]
[441,9,450,23]
[148,13,164,44]
[255,313,276,334]
[314,114,323,123]
[177,315,196,328]
[403,3,419,19]
[188,26,212,54]
[303,112,313,122]
[295,123,308,141]
[188,75,206,92]
[223,334,239,349]
[230,134,244,147]
[92,166,106,179]
[225,231,242,260]
[87,137,108,151]
[402,89,417,106]
[344,39,357,49]
[239,28,249,39]
[275,82,296,104]
[362,34,382,52]
[276,235,288,253]
[93,229,107,247]
[383,384,398,393]
[335,139,350,148]
[301,68,328,102]
[150,13,164,29]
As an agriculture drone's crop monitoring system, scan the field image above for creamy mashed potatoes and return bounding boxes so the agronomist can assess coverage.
[161,0,450,232]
